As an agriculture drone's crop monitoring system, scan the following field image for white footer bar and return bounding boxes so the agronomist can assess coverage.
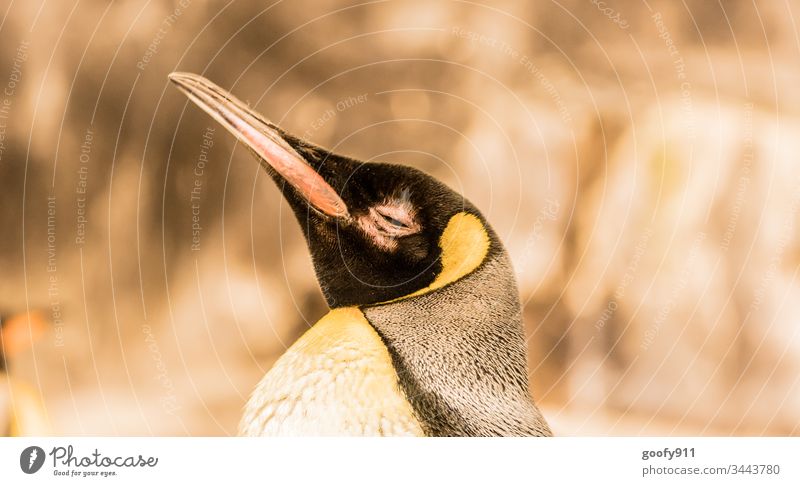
[1,437,797,485]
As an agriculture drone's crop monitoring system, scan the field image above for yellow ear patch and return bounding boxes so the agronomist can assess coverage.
[404,212,490,299]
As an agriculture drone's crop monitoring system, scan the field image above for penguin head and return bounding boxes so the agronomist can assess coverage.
[170,73,494,308]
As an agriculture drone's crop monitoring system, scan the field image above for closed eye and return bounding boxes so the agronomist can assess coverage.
[357,203,421,250]
[373,205,417,234]
[379,213,410,229]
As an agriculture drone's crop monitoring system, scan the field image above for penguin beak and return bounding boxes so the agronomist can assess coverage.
[168,72,350,219]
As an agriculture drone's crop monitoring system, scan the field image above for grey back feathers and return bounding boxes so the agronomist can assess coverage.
[363,251,552,437]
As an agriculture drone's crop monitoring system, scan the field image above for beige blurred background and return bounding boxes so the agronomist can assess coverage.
[0,0,798,436]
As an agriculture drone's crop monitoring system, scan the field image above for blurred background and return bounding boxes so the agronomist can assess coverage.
[1,0,798,436]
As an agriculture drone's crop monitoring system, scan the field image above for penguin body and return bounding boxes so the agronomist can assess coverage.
[170,73,552,436]
[364,243,549,436]
[240,307,423,436]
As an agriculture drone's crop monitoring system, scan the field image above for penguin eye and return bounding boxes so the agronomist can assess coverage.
[373,206,417,235]
[357,203,420,250]
[378,212,410,229]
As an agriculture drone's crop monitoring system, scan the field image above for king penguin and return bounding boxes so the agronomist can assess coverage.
[169,72,552,437]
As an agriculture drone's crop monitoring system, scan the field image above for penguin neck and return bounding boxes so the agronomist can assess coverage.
[361,249,552,436]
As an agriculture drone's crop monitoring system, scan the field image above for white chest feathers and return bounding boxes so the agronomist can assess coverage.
[239,307,424,436]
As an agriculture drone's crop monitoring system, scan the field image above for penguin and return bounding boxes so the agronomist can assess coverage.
[0,310,50,436]
[169,72,552,437]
